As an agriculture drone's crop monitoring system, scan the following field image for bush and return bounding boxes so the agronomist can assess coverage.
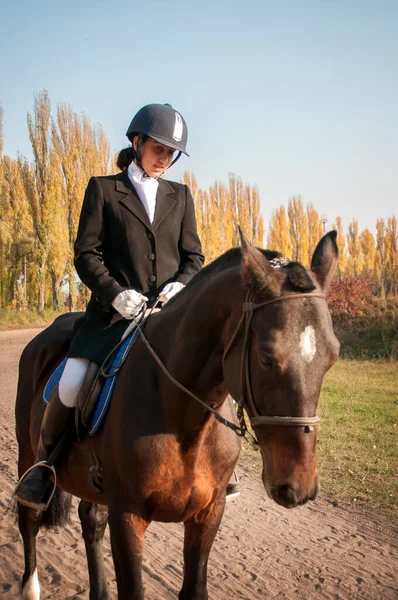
[328,275,380,320]
[329,276,398,360]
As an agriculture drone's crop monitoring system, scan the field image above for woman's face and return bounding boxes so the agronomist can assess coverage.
[134,136,176,178]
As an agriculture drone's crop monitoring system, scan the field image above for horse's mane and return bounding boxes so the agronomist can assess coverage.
[186,247,284,289]
[164,246,314,310]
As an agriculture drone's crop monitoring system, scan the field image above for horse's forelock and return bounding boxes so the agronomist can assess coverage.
[283,262,316,293]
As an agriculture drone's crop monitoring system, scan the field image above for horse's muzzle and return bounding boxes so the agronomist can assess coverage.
[270,479,319,509]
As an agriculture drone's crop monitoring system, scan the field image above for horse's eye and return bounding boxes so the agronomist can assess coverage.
[258,352,273,369]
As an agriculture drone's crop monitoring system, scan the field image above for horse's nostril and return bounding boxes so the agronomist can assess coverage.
[273,484,297,507]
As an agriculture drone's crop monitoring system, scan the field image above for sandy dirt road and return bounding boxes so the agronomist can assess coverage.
[0,329,397,599]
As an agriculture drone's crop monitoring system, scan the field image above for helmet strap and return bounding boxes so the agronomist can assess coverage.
[169,151,182,168]
[133,135,182,176]
[133,134,148,175]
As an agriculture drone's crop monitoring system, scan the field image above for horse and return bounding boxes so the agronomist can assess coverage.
[15,229,340,600]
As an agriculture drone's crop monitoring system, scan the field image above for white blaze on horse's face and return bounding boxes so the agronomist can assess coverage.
[299,325,316,363]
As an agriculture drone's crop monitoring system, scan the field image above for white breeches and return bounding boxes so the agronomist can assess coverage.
[58,358,90,407]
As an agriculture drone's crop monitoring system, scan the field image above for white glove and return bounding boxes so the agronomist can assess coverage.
[161,281,185,301]
[112,289,148,319]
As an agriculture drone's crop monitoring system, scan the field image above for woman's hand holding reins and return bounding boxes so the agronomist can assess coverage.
[162,282,185,301]
[112,289,148,319]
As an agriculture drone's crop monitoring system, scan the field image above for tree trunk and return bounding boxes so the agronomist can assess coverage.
[50,271,59,310]
[67,263,77,312]
[37,261,46,313]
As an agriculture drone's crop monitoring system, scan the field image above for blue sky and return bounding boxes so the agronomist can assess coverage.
[1,0,397,237]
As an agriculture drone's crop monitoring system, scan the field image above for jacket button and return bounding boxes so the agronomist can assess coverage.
[147,253,155,260]
[148,275,156,283]
[146,232,154,239]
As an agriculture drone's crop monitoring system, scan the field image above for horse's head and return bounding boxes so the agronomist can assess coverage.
[223,230,340,508]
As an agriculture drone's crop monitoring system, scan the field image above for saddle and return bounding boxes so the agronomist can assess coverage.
[43,322,140,440]
[75,361,104,439]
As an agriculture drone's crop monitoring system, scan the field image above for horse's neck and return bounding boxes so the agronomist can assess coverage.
[161,269,243,400]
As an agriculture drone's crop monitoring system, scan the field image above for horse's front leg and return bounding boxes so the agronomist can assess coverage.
[18,503,43,600]
[78,500,110,600]
[179,499,225,600]
[108,507,149,600]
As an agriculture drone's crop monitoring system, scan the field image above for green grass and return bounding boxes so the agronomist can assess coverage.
[317,360,397,520]
[241,359,398,523]
[334,304,398,360]
[0,309,64,330]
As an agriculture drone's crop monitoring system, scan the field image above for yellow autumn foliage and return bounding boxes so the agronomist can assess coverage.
[1,93,397,311]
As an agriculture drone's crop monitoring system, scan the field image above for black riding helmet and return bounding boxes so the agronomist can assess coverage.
[126,103,189,169]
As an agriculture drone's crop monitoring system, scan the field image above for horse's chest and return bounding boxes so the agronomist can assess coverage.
[111,446,219,521]
[142,476,216,522]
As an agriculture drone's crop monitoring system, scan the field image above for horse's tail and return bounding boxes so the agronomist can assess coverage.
[40,486,72,529]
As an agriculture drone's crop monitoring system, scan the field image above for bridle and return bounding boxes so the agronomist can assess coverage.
[131,290,326,447]
[222,291,326,445]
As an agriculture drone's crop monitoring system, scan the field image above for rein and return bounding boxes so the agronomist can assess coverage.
[132,318,246,437]
[128,291,326,446]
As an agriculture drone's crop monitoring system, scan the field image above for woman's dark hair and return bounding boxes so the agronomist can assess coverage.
[117,134,149,170]
[116,147,134,170]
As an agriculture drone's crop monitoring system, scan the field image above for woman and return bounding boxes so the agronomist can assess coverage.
[15,103,239,508]
[15,103,203,506]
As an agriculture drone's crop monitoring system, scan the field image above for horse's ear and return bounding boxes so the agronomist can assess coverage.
[238,226,279,295]
[310,231,339,293]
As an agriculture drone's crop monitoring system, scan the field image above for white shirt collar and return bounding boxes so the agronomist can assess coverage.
[128,160,148,182]
[127,161,159,224]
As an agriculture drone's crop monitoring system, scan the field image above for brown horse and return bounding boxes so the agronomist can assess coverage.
[15,230,339,600]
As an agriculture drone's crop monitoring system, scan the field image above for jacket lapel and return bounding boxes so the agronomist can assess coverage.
[115,171,153,231]
[153,178,177,231]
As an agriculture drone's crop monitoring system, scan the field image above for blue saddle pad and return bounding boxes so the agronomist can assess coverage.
[43,329,139,436]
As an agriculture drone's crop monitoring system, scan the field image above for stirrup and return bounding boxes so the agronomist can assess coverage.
[13,461,57,511]
[226,482,241,502]
[226,490,241,502]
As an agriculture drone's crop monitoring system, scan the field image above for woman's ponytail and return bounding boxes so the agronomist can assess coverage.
[116,147,135,170]
[116,134,149,171]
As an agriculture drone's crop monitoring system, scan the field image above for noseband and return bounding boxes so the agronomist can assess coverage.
[222,291,326,442]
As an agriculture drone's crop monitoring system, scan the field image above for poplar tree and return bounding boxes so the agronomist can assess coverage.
[346,219,363,276]
[0,104,5,308]
[307,204,323,265]
[332,216,347,276]
[267,206,291,257]
[228,173,263,245]
[19,90,62,312]
[46,153,68,309]
[1,156,34,308]
[375,218,386,292]
[52,103,110,309]
[360,228,376,273]
[208,180,233,259]
[0,104,3,184]
[246,183,264,246]
[183,171,264,262]
[229,173,246,245]
[288,195,309,265]
[182,171,199,204]
[385,216,397,293]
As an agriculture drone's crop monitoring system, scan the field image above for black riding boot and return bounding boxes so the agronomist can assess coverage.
[15,389,74,510]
